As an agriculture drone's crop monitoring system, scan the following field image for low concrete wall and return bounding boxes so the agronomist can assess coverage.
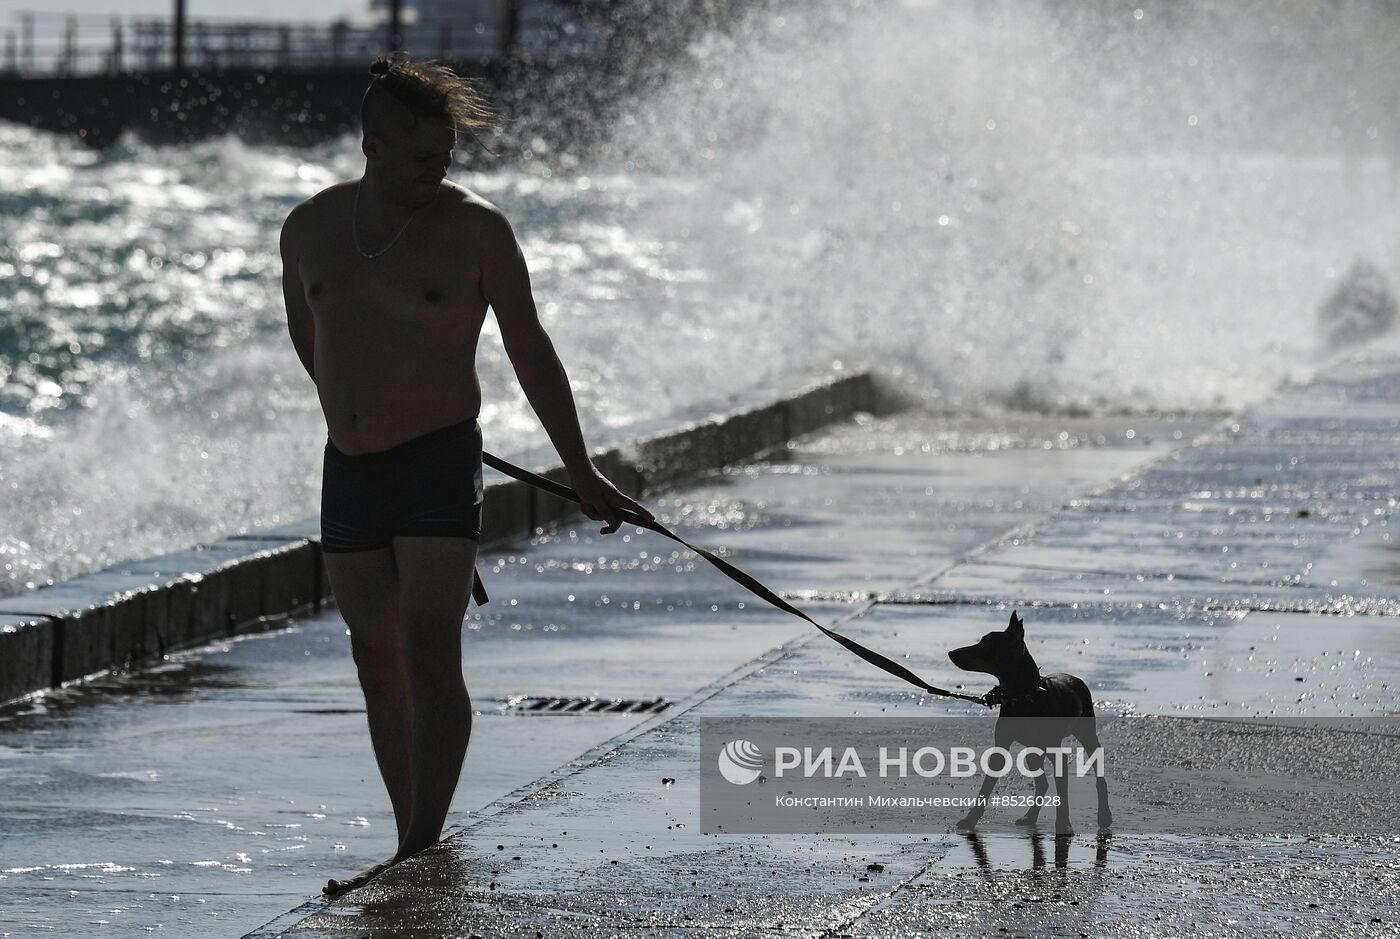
[0,371,899,706]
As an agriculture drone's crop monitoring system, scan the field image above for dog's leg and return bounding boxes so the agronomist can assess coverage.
[1075,717,1113,832]
[1051,751,1074,838]
[1015,750,1047,826]
[956,769,999,831]
[958,722,1015,831]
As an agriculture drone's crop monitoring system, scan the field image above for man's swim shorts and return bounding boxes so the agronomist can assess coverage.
[320,418,485,553]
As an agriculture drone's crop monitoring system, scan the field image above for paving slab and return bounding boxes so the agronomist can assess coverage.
[3,409,1183,938]
[259,352,1400,938]
[843,835,1399,939]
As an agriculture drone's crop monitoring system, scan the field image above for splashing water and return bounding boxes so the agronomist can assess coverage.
[2,0,1399,594]
[601,0,1400,410]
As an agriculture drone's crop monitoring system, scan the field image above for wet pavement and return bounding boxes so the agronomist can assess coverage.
[245,353,1400,938]
[0,403,1198,938]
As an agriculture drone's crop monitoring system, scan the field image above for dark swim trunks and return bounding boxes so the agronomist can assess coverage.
[320,419,484,553]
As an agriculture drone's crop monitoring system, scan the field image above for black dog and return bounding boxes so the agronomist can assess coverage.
[948,611,1112,836]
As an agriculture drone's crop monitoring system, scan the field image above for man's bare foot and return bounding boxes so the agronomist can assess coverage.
[322,835,443,898]
[322,856,397,898]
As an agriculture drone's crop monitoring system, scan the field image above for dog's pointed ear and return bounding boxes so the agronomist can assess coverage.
[1007,610,1024,637]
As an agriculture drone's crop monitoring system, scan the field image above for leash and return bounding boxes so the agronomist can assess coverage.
[479,451,989,706]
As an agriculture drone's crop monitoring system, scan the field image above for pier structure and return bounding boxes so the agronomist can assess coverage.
[0,0,747,147]
[0,1,523,77]
[0,0,551,145]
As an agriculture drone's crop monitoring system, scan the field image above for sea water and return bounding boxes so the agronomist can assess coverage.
[3,1,1399,597]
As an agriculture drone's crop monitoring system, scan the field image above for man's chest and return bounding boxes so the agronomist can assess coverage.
[299,236,485,322]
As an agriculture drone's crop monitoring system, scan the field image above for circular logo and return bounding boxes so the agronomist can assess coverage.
[717,739,763,785]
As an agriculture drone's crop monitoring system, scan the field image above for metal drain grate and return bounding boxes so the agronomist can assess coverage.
[505,695,672,715]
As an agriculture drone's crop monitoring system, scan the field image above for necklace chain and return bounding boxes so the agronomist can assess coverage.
[353,179,421,259]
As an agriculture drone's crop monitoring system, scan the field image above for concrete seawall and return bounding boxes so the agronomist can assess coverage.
[0,370,898,706]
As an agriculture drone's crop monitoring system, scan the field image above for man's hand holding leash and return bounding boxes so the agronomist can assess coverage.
[572,467,655,535]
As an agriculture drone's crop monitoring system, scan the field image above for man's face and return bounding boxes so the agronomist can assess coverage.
[368,120,457,206]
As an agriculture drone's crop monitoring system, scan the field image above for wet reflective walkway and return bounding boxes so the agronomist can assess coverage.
[260,352,1400,938]
[0,405,1190,937]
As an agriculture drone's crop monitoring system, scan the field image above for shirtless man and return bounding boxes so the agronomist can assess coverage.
[279,55,652,896]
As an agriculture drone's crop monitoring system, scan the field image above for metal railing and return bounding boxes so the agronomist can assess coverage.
[1,9,515,77]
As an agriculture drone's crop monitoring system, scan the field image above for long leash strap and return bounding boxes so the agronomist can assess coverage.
[481,451,986,705]
[470,570,489,607]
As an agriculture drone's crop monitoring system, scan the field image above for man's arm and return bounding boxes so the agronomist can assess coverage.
[280,205,316,383]
[479,205,653,533]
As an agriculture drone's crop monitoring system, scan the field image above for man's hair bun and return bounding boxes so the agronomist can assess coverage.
[361,53,496,139]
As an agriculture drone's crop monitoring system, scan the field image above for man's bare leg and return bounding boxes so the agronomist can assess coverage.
[321,547,413,895]
[391,534,478,859]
